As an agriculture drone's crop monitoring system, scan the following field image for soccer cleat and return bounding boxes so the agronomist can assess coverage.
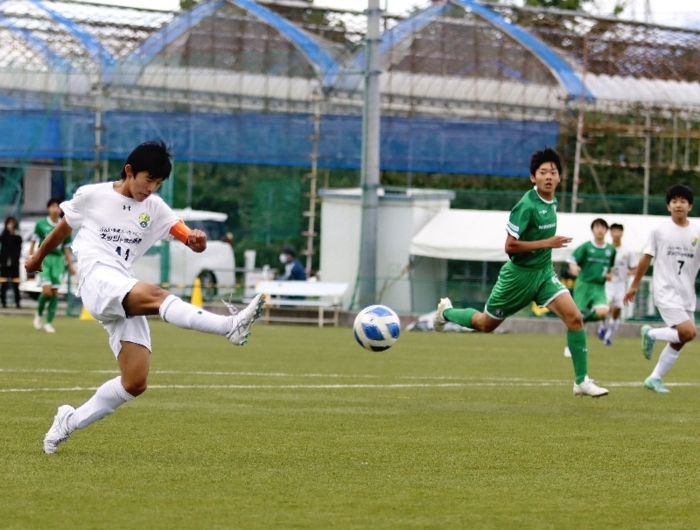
[597,326,607,341]
[33,314,43,330]
[225,294,264,346]
[604,338,612,347]
[640,325,655,360]
[43,405,75,454]
[433,297,453,332]
[573,376,609,398]
[644,377,670,393]
[563,346,571,357]
[43,323,56,333]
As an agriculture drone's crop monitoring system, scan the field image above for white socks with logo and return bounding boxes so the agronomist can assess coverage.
[159,294,231,335]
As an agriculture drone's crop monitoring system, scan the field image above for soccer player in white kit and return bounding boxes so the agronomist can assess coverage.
[597,223,638,346]
[624,184,700,393]
[25,141,265,453]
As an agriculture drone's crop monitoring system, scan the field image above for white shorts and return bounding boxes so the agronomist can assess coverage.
[656,305,695,328]
[605,282,626,309]
[79,263,151,357]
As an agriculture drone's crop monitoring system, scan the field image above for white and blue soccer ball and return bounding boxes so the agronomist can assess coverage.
[353,305,401,352]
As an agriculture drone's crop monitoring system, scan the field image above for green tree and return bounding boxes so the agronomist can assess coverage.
[180,0,198,11]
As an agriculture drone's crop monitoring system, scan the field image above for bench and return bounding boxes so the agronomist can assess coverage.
[254,281,349,327]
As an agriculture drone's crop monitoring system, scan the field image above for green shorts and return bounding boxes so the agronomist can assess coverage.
[485,261,568,320]
[573,280,608,312]
[39,254,65,288]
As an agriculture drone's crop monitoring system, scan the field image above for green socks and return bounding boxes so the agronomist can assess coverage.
[567,329,588,384]
[47,296,58,324]
[37,294,47,317]
[443,308,479,328]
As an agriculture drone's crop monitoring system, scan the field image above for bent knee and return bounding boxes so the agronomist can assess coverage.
[565,313,584,330]
[123,379,147,397]
[679,328,697,344]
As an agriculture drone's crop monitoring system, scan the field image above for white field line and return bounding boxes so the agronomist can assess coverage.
[0,380,699,393]
[0,368,683,385]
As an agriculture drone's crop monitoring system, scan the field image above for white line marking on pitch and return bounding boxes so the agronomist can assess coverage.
[1,381,698,393]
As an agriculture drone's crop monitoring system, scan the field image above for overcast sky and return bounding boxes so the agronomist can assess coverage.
[84,0,700,27]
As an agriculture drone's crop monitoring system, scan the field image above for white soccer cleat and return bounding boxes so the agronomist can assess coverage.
[573,376,609,398]
[563,346,571,358]
[44,323,56,333]
[33,314,43,330]
[225,294,264,346]
[433,297,453,332]
[43,405,75,454]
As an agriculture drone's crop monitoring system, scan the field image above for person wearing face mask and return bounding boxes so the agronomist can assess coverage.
[277,247,307,281]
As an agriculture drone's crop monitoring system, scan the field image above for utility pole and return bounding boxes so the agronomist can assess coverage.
[357,0,381,307]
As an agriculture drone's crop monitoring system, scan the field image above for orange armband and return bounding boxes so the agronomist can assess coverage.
[169,221,191,244]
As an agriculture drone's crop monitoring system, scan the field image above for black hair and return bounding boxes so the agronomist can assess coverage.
[530,147,562,177]
[47,197,61,208]
[120,140,173,180]
[590,218,608,230]
[666,184,694,206]
[3,215,17,231]
[282,246,297,258]
[610,223,624,231]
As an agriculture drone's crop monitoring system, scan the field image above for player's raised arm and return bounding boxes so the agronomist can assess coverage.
[169,220,207,253]
[24,218,73,273]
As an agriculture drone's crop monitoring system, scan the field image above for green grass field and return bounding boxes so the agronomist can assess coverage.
[2,315,700,529]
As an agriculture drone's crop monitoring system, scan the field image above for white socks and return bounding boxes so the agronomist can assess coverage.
[69,376,134,431]
[159,294,231,335]
[649,327,681,344]
[604,318,620,341]
[651,344,681,380]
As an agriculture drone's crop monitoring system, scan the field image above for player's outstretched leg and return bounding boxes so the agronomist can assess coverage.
[43,405,76,454]
[159,293,264,346]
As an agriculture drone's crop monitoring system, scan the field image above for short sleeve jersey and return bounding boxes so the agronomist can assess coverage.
[505,188,558,269]
[60,182,179,277]
[567,241,616,285]
[31,217,71,257]
[644,219,700,312]
[609,244,639,285]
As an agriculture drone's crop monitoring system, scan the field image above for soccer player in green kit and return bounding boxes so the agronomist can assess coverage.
[433,147,609,397]
[29,198,76,333]
[563,219,615,356]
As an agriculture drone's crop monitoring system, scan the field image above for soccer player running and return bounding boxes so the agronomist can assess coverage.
[624,184,700,393]
[25,141,265,454]
[562,218,615,356]
[433,147,609,398]
[28,198,77,333]
[597,223,638,346]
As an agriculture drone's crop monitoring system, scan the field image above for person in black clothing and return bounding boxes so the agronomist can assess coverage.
[0,216,22,308]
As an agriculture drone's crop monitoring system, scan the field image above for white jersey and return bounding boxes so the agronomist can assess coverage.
[608,244,639,286]
[61,182,179,280]
[644,218,700,312]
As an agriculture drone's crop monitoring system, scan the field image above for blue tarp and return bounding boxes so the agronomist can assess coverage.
[0,110,558,177]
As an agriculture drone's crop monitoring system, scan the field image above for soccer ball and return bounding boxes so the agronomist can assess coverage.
[353,305,401,352]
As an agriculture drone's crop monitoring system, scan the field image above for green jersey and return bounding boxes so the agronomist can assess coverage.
[32,217,70,257]
[505,188,558,269]
[568,241,616,285]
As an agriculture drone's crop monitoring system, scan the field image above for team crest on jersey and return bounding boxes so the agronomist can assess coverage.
[692,237,698,247]
[138,213,151,228]
[605,249,612,256]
